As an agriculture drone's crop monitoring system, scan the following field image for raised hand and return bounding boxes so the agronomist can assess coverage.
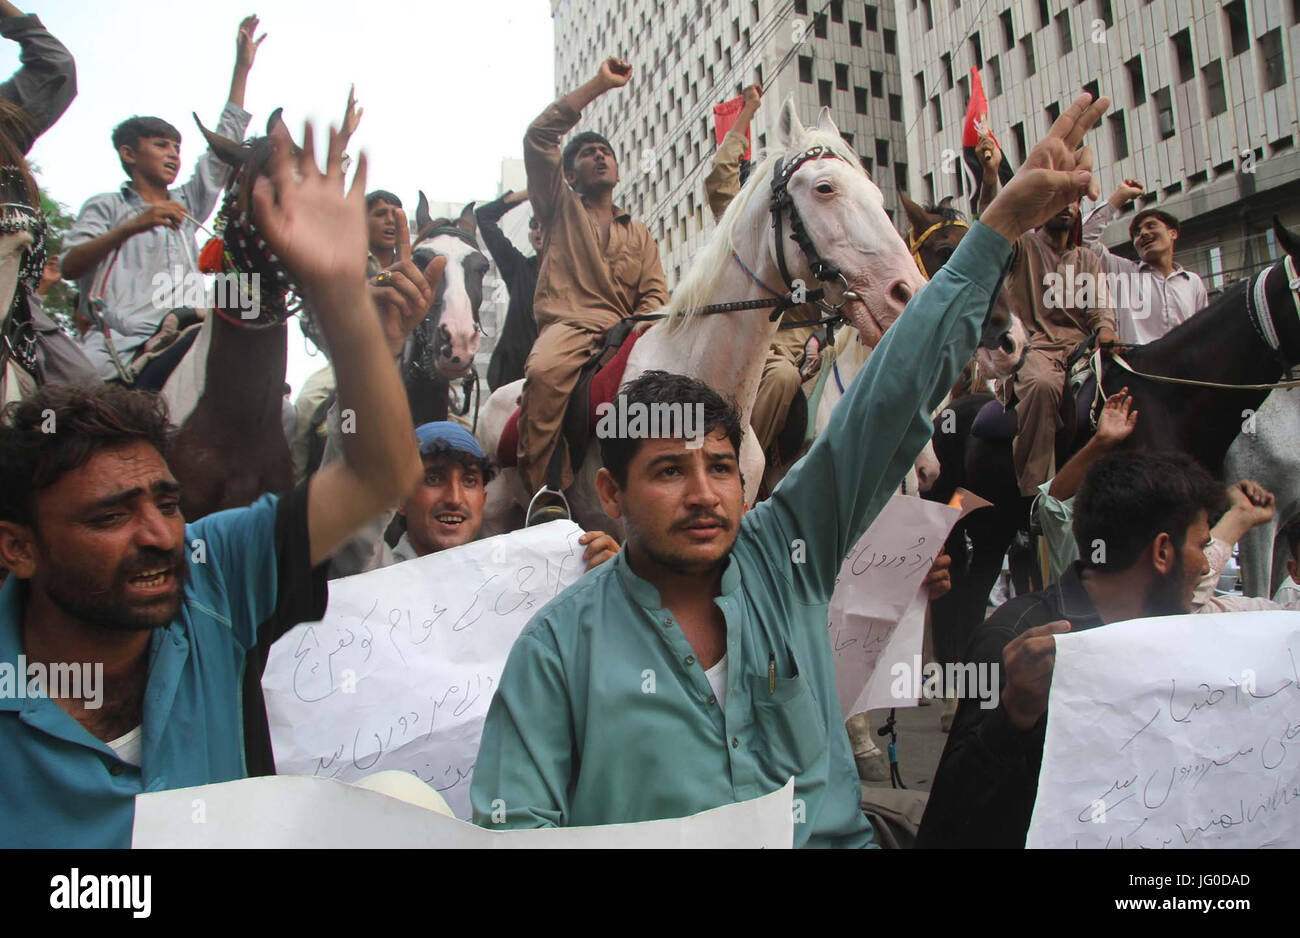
[976,131,1002,177]
[742,83,762,108]
[981,92,1110,244]
[598,57,632,89]
[371,209,447,356]
[341,84,364,143]
[1109,177,1144,207]
[251,121,368,301]
[235,15,266,71]
[1094,388,1138,447]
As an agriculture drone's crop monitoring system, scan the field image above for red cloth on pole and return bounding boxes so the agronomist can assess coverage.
[713,95,751,159]
[962,67,995,149]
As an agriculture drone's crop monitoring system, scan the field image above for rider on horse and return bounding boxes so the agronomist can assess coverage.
[516,56,668,524]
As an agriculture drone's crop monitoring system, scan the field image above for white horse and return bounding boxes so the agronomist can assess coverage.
[1224,386,1300,597]
[478,98,927,535]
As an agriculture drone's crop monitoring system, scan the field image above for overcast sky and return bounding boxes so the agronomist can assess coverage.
[3,0,555,393]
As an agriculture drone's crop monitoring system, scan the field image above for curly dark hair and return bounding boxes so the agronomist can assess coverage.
[0,384,173,527]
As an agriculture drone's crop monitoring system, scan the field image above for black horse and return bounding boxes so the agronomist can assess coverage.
[927,218,1300,664]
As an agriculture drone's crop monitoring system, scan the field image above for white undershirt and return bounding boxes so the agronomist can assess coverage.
[107,725,143,767]
[704,654,728,710]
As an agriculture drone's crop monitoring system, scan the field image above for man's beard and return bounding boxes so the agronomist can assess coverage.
[42,545,189,632]
[1044,213,1076,232]
[625,510,736,576]
[1142,554,1188,616]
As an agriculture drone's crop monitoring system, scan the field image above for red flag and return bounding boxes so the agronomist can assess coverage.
[713,95,752,159]
[962,67,993,149]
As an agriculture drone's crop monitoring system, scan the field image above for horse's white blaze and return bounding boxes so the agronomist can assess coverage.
[414,232,483,380]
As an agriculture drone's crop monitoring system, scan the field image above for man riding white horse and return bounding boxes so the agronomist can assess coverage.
[516,55,668,525]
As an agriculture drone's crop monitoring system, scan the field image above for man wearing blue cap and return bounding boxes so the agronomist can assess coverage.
[328,420,618,574]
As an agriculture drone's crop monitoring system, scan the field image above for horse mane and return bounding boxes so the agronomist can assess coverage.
[0,99,39,209]
[663,126,865,329]
[920,196,967,226]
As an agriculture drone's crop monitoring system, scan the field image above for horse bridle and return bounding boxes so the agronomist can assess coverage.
[0,190,48,381]
[908,218,970,280]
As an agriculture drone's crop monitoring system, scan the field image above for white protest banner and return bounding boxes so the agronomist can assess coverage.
[1027,611,1300,848]
[262,520,585,820]
[827,493,974,717]
[132,776,794,849]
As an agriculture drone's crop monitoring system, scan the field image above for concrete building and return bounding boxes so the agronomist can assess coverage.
[549,0,912,287]
[896,0,1300,288]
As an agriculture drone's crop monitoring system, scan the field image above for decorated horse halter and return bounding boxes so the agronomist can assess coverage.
[199,165,305,330]
[908,217,970,280]
[0,179,48,380]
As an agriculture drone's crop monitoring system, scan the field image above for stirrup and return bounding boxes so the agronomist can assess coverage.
[525,486,571,527]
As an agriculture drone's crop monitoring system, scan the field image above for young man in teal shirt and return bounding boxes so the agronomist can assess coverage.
[472,94,1112,846]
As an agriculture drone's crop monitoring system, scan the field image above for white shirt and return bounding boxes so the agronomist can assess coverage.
[704,654,728,709]
[1081,202,1208,346]
[107,725,143,767]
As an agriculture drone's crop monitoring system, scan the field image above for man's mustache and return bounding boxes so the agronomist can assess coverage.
[671,511,731,532]
[116,545,186,582]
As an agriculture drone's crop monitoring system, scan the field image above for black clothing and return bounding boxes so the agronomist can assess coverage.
[476,192,539,390]
[916,563,1105,848]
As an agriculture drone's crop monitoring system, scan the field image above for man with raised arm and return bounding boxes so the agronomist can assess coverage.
[476,189,543,390]
[60,16,262,384]
[472,94,1113,847]
[0,0,77,153]
[517,56,668,522]
[1081,178,1207,345]
[0,120,432,847]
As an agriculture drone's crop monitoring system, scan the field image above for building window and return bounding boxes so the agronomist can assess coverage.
[799,56,813,83]
[914,70,926,102]
[999,9,1014,50]
[941,52,953,89]
[931,96,943,132]
[1125,54,1145,105]
[864,4,878,31]
[876,139,889,167]
[1108,111,1128,159]
[1083,79,1100,102]
[1097,0,1113,28]
[921,0,933,30]
[831,0,843,23]
[924,171,935,204]
[1153,87,1176,139]
[988,55,1002,96]
[871,69,883,97]
[1203,60,1227,115]
[1225,1,1249,57]
[849,20,862,45]
[1056,11,1072,55]
[855,86,869,113]
[860,155,874,176]
[1011,121,1027,163]
[795,0,807,14]
[819,79,833,108]
[883,28,896,53]
[1261,28,1286,90]
[957,74,970,112]
[1045,101,1060,126]
[970,33,983,69]
[1171,29,1194,83]
[1021,35,1036,76]
[889,93,903,121]
[813,12,827,38]
[1037,0,1049,29]
[842,131,854,148]
[894,162,908,194]
[835,63,849,90]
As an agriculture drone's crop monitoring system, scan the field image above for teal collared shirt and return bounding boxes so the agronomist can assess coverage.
[471,222,1014,847]
[0,494,283,848]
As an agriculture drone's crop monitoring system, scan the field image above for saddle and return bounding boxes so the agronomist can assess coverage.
[497,319,646,474]
[970,337,1095,444]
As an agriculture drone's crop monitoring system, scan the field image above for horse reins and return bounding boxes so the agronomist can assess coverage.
[0,191,48,383]
[1088,255,1300,408]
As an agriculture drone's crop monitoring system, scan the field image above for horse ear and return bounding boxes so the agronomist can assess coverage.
[1273,216,1300,260]
[814,106,841,140]
[193,113,249,169]
[899,191,930,234]
[776,94,804,149]
[458,201,478,237]
[266,107,290,138]
[416,191,432,239]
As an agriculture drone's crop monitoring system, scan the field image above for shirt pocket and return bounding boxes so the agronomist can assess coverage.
[747,651,828,779]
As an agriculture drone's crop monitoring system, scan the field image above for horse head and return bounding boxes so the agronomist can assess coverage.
[901,190,1021,360]
[409,193,484,380]
[769,96,926,348]
[193,108,303,324]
